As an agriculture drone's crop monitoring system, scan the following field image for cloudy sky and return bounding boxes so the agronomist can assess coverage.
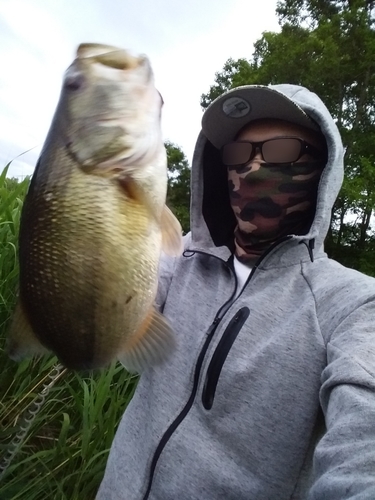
[0,0,280,178]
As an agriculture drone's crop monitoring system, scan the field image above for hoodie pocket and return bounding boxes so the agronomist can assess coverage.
[202,307,250,410]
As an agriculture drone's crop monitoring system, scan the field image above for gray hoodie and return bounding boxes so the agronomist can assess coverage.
[97,85,375,500]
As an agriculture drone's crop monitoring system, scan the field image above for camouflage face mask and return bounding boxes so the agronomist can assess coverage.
[228,161,324,262]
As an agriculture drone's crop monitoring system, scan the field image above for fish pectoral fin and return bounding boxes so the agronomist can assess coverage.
[6,300,49,361]
[117,174,145,202]
[118,308,176,373]
[118,175,183,256]
[161,205,183,256]
[116,174,160,218]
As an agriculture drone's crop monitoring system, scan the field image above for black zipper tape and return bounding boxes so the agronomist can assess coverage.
[141,317,221,500]
[202,307,250,410]
[141,254,239,498]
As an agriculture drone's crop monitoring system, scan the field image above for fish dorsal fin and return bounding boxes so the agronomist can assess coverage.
[118,307,176,373]
[161,205,183,256]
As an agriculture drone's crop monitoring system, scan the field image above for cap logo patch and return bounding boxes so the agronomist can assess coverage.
[222,97,251,118]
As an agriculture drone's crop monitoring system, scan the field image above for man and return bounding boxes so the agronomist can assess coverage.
[97,85,375,499]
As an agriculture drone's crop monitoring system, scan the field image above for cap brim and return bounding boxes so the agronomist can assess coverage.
[201,85,320,149]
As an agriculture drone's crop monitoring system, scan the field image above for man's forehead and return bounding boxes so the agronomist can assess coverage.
[236,118,325,149]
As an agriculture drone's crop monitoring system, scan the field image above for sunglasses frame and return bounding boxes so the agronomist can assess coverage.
[221,136,325,166]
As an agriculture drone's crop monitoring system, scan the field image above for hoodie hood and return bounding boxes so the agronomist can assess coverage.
[189,84,345,263]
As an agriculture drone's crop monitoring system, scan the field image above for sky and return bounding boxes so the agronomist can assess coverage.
[0,0,280,178]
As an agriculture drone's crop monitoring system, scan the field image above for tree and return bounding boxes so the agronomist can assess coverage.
[201,0,375,275]
[165,141,191,234]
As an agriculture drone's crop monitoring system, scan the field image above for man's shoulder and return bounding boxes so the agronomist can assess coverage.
[304,255,375,311]
[315,255,375,285]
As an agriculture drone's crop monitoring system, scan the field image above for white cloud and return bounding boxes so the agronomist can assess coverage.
[0,0,280,177]
[1,0,67,50]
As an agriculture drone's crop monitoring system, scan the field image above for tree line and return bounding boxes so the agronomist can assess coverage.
[6,1,375,275]
[171,0,375,276]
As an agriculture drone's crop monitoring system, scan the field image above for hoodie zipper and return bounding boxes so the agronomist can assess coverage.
[141,260,237,500]
[141,318,222,500]
[142,236,309,498]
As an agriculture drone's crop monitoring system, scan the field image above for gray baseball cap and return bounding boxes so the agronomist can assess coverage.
[201,85,320,149]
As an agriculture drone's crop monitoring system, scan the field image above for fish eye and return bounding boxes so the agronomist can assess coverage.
[64,72,84,91]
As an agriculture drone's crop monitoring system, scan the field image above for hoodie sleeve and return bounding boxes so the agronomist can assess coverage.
[155,252,178,312]
[309,300,375,499]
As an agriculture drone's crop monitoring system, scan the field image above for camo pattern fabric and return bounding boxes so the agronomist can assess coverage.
[228,161,324,262]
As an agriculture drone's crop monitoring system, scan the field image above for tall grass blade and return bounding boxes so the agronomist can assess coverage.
[0,166,138,498]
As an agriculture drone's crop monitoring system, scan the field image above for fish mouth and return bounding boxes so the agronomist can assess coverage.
[64,43,153,91]
[76,43,144,71]
[89,117,122,124]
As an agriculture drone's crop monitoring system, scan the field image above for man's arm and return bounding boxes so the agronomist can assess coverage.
[309,301,375,499]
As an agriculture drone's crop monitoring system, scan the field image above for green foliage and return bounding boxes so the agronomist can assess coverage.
[0,167,138,499]
[200,58,256,109]
[0,360,137,500]
[165,141,191,234]
[201,0,375,275]
[0,165,29,328]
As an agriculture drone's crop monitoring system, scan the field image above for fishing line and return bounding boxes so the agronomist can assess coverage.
[0,363,67,481]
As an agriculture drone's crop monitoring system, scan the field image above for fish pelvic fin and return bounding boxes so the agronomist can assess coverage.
[161,205,183,256]
[118,307,176,373]
[6,300,49,361]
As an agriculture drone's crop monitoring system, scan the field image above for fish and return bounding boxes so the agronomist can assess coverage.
[6,43,183,372]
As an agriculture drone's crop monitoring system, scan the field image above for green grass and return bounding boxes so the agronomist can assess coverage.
[0,166,138,499]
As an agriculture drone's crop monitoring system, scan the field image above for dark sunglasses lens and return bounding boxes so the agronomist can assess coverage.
[222,142,253,166]
[263,138,302,163]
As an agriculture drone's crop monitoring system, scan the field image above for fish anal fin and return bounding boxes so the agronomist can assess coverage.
[6,300,49,361]
[118,308,176,373]
[161,205,183,256]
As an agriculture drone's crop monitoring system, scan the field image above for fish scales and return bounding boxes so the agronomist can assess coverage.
[7,43,182,371]
[20,150,158,369]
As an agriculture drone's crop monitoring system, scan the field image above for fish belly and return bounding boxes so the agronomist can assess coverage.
[18,159,161,370]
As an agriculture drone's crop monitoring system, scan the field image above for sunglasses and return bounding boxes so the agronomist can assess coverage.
[221,137,325,166]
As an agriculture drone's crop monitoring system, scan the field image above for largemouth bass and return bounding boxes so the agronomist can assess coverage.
[6,43,182,372]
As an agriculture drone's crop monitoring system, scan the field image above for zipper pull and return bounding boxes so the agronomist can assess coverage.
[206,317,221,337]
